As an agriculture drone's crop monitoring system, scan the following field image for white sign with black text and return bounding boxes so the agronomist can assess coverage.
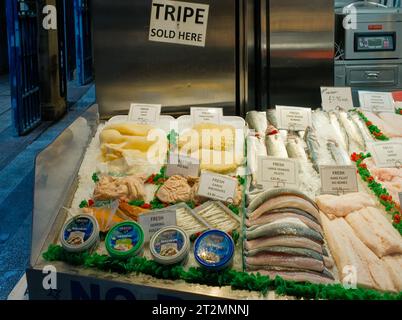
[358,91,395,113]
[320,165,358,194]
[369,141,402,168]
[138,209,177,242]
[321,87,354,111]
[276,106,312,131]
[166,153,200,177]
[257,157,298,189]
[191,107,222,124]
[197,171,237,203]
[149,0,209,47]
[128,103,161,125]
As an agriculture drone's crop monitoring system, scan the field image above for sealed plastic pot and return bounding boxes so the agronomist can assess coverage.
[150,226,190,265]
[194,229,235,271]
[105,221,144,259]
[60,214,100,253]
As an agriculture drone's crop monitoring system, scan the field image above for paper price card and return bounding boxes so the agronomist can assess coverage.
[138,209,177,242]
[197,171,237,203]
[358,91,395,113]
[276,106,312,131]
[320,165,358,194]
[256,157,298,189]
[321,87,354,111]
[128,103,161,124]
[399,193,402,208]
[369,141,402,168]
[191,107,223,124]
[166,153,200,177]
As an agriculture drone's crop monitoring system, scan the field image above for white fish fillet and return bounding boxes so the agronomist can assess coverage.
[382,255,402,292]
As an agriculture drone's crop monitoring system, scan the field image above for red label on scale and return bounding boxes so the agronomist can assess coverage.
[368,25,383,30]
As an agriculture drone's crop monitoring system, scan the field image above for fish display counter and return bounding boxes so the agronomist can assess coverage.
[26,103,402,300]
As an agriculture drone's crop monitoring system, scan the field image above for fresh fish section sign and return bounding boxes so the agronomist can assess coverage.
[256,156,299,189]
[149,0,210,47]
[319,165,358,194]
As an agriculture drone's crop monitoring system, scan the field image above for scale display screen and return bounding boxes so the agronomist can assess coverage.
[355,33,396,52]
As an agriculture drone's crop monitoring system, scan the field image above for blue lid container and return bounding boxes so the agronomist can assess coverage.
[194,229,235,271]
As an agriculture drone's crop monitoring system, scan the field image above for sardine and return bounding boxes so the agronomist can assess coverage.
[245,235,323,254]
[245,253,325,272]
[338,111,365,151]
[246,111,268,137]
[245,245,324,262]
[327,139,351,166]
[329,112,349,151]
[304,126,321,172]
[350,112,374,145]
[245,220,324,243]
[286,138,308,161]
[265,133,288,158]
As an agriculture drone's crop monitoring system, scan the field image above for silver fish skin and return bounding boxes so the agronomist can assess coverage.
[338,111,365,150]
[286,138,308,161]
[329,112,349,151]
[327,140,351,165]
[246,111,268,136]
[304,126,321,171]
[245,245,324,262]
[265,134,288,158]
[247,268,335,284]
[350,112,374,145]
[267,109,278,127]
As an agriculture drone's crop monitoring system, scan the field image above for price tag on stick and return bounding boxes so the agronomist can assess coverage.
[276,106,312,131]
[138,208,177,242]
[197,171,237,203]
[321,87,354,111]
[128,103,161,124]
[256,157,299,189]
[320,165,358,195]
[191,107,223,124]
[369,141,402,168]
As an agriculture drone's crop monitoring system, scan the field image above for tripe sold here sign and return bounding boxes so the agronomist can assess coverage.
[149,0,209,47]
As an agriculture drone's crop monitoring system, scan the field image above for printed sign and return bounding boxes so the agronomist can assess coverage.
[149,0,209,47]
[166,153,200,177]
[276,106,312,131]
[358,91,395,113]
[369,141,402,168]
[138,209,177,242]
[197,171,237,203]
[191,107,222,124]
[257,157,298,189]
[399,193,402,208]
[128,104,161,124]
[320,165,358,194]
[321,87,354,111]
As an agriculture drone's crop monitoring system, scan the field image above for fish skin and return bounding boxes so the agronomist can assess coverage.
[304,126,321,172]
[267,207,320,224]
[247,188,318,215]
[246,221,324,243]
[246,212,323,235]
[329,112,349,151]
[246,252,325,273]
[250,269,334,284]
[350,112,374,145]
[245,245,324,261]
[246,265,334,279]
[338,111,365,151]
[327,139,351,165]
[265,134,288,158]
[267,109,278,127]
[248,195,321,222]
[245,235,323,254]
[246,111,268,136]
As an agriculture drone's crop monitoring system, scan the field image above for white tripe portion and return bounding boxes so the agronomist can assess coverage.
[176,207,207,235]
[196,203,239,232]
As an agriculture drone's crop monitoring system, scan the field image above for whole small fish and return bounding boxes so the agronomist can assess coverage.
[265,133,288,158]
[329,112,349,151]
[286,138,308,161]
[267,109,278,128]
[327,140,351,165]
[246,111,268,137]
[338,111,365,150]
[350,112,374,145]
[304,126,321,172]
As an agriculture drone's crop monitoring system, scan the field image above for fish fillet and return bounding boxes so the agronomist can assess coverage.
[316,193,376,219]
[364,111,402,138]
[248,195,320,221]
[246,212,323,235]
[345,207,402,258]
[245,246,323,262]
[378,112,402,136]
[246,253,325,273]
[252,270,334,285]
[382,255,402,291]
[245,235,323,254]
